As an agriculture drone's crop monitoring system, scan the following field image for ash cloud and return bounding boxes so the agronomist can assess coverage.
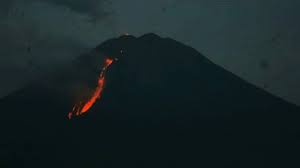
[43,0,111,18]
[0,0,114,97]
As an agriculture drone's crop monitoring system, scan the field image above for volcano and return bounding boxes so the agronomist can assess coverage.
[0,33,299,168]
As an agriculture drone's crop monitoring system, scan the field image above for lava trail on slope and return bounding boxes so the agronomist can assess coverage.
[68,57,115,119]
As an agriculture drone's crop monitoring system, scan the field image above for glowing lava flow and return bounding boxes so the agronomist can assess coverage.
[68,57,114,119]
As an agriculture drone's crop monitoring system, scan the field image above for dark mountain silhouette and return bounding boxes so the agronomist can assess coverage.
[0,33,299,168]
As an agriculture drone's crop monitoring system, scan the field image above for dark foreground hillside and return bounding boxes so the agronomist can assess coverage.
[0,33,299,168]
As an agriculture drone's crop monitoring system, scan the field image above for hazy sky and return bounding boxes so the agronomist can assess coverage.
[0,0,299,105]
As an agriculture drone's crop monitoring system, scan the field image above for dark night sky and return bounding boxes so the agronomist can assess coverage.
[0,0,300,105]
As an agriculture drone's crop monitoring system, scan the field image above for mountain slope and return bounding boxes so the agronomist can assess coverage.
[0,33,299,168]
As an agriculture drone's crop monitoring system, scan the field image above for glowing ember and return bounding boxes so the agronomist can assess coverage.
[68,57,114,119]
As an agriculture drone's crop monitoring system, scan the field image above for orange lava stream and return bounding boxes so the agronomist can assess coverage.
[68,57,114,119]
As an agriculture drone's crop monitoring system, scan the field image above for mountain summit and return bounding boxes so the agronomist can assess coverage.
[1,33,299,168]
